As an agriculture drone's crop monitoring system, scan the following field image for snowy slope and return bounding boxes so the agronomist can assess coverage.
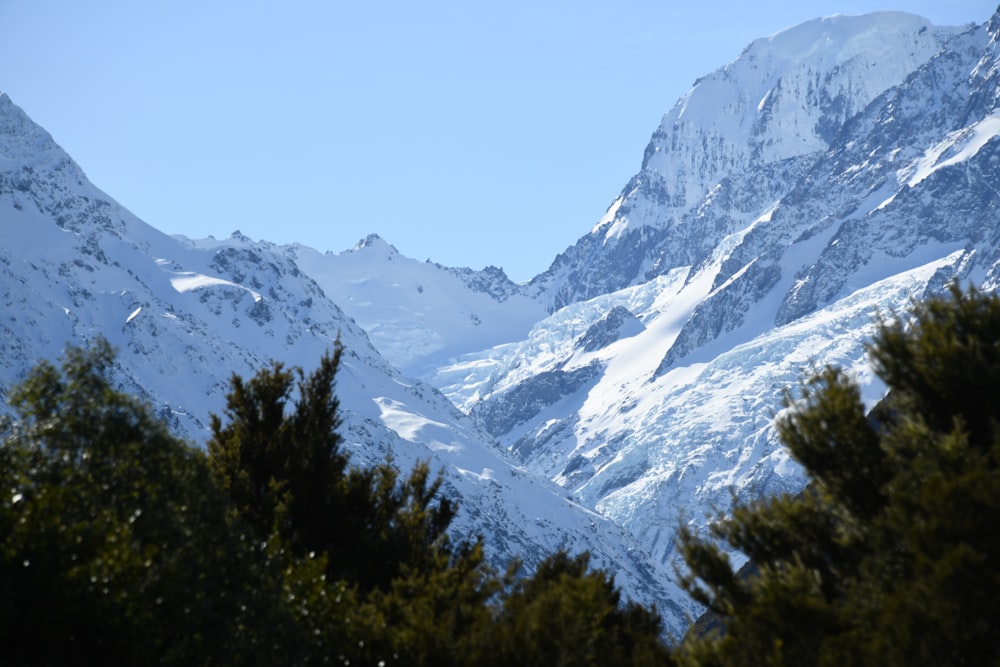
[279,235,546,377]
[433,8,1000,576]
[4,6,999,638]
[0,92,691,634]
[528,12,966,311]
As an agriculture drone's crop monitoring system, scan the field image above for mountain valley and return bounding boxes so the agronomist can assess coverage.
[3,7,1000,637]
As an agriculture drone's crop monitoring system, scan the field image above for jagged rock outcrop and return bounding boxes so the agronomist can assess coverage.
[529,13,964,311]
[437,9,1000,581]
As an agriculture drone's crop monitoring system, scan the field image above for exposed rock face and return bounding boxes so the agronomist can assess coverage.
[3,7,1000,637]
[530,13,965,312]
[436,9,1000,586]
[0,92,688,634]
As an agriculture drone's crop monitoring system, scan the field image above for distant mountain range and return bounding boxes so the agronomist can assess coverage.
[3,7,998,637]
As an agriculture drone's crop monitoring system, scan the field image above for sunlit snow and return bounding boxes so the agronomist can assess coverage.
[168,271,262,302]
[906,111,1000,188]
[3,6,998,639]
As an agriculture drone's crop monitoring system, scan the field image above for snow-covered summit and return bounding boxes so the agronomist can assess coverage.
[3,5,1000,639]
[0,92,689,634]
[1,91,63,162]
[531,13,963,311]
[667,13,951,161]
[434,6,1000,588]
[285,235,547,376]
[352,232,397,253]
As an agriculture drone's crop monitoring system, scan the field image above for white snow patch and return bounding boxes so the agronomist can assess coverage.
[907,112,1000,188]
[753,200,781,224]
[169,272,262,302]
[456,467,498,483]
[757,88,773,113]
[126,306,142,323]
[593,196,627,240]
[874,192,897,211]
[374,397,464,454]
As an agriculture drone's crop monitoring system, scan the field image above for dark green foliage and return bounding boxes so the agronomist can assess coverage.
[483,551,675,667]
[206,340,458,593]
[207,347,348,560]
[205,340,670,666]
[779,368,889,521]
[359,540,502,666]
[677,285,1000,666]
[0,338,297,666]
[1,338,670,666]
[333,456,458,593]
[871,283,1000,449]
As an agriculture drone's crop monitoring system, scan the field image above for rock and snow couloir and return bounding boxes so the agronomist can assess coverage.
[430,7,1000,582]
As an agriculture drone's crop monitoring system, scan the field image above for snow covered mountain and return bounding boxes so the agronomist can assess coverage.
[4,6,1000,639]
[531,12,968,311]
[280,236,547,377]
[0,92,689,633]
[429,8,1000,578]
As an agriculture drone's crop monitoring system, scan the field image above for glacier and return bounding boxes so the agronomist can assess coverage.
[3,6,1000,639]
[428,7,1000,596]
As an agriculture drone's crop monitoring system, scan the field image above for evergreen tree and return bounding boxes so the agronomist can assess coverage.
[676,285,1000,666]
[358,540,502,667]
[1,339,673,666]
[205,344,673,666]
[0,338,297,666]
[205,341,494,665]
[206,341,458,593]
[485,551,674,667]
[206,347,347,558]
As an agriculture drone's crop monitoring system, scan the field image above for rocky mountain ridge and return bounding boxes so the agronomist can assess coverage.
[0,92,689,633]
[430,7,1000,578]
[3,6,999,638]
[530,12,969,311]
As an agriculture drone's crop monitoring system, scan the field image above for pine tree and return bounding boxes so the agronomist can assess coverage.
[204,342,489,665]
[0,338,297,666]
[484,551,674,667]
[207,346,348,559]
[676,285,1000,666]
[206,341,459,593]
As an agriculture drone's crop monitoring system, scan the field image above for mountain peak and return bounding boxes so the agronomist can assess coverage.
[0,92,63,164]
[531,10,966,310]
[666,12,953,165]
[353,232,399,255]
[746,12,934,62]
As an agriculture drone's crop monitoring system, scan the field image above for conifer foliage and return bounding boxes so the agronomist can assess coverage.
[203,340,488,662]
[0,339,296,665]
[483,551,671,667]
[206,342,458,592]
[676,285,1000,666]
[0,337,670,666]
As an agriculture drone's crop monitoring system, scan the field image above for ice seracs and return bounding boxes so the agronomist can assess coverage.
[431,6,1000,592]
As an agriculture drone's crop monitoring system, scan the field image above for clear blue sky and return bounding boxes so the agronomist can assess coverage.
[1,2,995,282]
